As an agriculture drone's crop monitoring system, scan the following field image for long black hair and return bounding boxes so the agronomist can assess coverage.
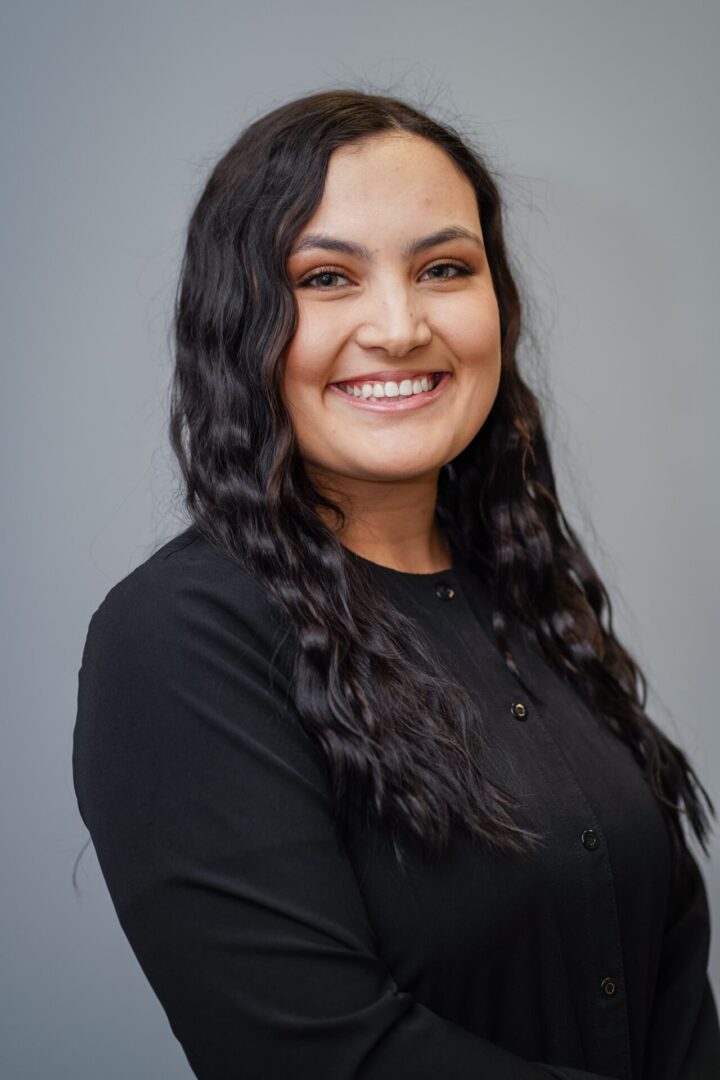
[75,87,714,890]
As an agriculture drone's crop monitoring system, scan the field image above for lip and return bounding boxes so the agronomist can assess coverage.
[327,372,453,413]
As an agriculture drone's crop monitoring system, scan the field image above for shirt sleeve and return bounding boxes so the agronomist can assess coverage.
[71,565,632,1080]
[640,839,720,1079]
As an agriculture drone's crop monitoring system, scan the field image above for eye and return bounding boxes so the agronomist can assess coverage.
[421,260,474,281]
[297,259,475,291]
[297,267,351,290]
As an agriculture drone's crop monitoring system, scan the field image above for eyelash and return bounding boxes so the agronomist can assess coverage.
[297,260,475,290]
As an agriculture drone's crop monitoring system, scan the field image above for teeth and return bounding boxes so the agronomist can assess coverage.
[338,374,442,399]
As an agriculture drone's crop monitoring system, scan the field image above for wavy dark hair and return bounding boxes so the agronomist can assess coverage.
[78,87,715,890]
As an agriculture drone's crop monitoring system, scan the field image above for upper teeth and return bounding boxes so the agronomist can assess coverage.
[337,375,440,399]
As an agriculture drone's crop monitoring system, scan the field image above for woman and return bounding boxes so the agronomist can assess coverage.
[72,89,720,1078]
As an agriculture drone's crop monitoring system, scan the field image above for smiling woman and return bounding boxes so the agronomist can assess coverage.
[72,88,720,1079]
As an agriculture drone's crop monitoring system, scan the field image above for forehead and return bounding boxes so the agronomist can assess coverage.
[309,133,479,230]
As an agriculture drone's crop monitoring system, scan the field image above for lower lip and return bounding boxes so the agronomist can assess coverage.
[327,373,452,413]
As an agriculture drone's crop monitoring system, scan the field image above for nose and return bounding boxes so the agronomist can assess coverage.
[354,283,432,357]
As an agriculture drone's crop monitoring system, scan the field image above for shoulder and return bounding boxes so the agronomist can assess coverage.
[84,526,293,679]
[74,527,320,821]
[73,531,333,910]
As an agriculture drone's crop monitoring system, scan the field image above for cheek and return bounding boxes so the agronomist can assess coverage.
[439,295,501,364]
[283,308,346,399]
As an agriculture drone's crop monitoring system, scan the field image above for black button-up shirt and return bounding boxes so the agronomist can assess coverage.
[72,527,720,1078]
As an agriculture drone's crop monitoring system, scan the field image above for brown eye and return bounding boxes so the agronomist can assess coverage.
[422,261,474,281]
[297,259,475,290]
[298,268,350,289]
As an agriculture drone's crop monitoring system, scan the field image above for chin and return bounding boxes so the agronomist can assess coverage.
[357,462,441,482]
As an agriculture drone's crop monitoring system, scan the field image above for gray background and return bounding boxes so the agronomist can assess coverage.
[2,1,718,1076]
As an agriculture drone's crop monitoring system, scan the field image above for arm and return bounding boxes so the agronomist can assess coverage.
[72,569,622,1080]
[641,841,720,1079]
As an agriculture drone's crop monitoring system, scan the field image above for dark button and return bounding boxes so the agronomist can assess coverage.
[510,701,528,720]
[600,976,617,997]
[581,828,599,851]
[435,583,455,600]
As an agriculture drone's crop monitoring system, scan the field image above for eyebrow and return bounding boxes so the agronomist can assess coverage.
[289,225,484,261]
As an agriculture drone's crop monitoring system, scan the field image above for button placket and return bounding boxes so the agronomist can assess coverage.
[506,665,627,1042]
[433,558,628,1060]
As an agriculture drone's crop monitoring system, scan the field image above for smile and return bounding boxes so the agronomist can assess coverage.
[327,372,453,413]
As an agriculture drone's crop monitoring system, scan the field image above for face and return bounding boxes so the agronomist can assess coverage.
[282,132,502,504]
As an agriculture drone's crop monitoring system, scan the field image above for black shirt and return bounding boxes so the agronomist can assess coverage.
[72,526,720,1079]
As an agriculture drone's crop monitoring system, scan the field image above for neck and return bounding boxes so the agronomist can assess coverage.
[308,465,452,574]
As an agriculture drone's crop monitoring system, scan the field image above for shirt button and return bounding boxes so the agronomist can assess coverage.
[435,583,455,600]
[581,828,599,850]
[510,701,528,720]
[600,976,617,997]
